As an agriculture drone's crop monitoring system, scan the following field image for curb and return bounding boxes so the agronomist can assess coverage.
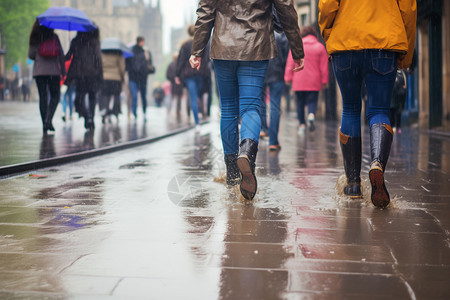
[0,123,204,178]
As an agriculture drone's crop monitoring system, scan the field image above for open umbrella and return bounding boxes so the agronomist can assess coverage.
[101,37,133,58]
[37,7,97,32]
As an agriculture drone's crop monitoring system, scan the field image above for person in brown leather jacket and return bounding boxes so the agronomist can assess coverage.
[189,0,305,200]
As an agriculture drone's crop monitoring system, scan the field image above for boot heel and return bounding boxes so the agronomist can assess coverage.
[369,162,390,208]
[237,156,256,200]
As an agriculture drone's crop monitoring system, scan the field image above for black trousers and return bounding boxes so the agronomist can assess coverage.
[75,77,99,120]
[100,80,122,116]
[35,76,60,127]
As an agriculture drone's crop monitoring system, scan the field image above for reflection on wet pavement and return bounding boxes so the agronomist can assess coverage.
[0,102,193,167]
[0,116,449,299]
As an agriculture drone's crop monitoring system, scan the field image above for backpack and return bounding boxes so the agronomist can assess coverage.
[131,49,155,75]
[39,38,60,58]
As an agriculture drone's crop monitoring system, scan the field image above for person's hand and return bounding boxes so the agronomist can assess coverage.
[293,58,305,72]
[175,77,181,85]
[321,83,328,90]
[189,55,201,70]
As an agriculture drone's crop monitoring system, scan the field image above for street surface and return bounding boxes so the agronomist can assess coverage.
[0,101,450,299]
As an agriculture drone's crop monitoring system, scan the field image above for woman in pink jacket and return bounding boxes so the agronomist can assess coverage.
[285,26,329,133]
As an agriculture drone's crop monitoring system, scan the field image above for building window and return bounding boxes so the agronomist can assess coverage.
[301,14,307,26]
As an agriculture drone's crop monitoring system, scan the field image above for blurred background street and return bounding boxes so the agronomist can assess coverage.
[1,0,450,299]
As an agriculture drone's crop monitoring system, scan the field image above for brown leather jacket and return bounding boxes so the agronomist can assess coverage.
[192,0,304,61]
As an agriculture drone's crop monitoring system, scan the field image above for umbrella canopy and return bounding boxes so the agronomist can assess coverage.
[101,37,133,58]
[37,6,97,32]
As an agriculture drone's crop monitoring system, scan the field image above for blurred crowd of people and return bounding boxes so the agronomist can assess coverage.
[26,20,212,135]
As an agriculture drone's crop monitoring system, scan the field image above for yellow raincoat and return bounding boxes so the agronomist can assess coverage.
[318,0,417,69]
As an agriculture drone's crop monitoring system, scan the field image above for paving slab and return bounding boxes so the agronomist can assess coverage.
[0,107,449,299]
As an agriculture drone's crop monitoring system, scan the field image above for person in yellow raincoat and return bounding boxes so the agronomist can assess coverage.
[318,0,417,208]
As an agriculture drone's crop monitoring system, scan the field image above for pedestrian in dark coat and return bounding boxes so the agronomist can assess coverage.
[166,54,184,119]
[65,28,103,130]
[125,36,154,120]
[390,69,407,134]
[260,31,290,150]
[175,25,210,129]
[28,20,66,134]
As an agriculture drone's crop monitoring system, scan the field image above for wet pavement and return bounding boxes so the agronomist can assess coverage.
[0,101,450,299]
[0,101,196,174]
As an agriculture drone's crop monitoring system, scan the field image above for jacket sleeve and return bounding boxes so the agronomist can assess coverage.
[175,44,187,78]
[56,36,66,76]
[319,45,329,84]
[397,0,417,69]
[192,0,217,57]
[28,44,37,60]
[318,0,340,43]
[273,0,304,60]
[284,51,294,82]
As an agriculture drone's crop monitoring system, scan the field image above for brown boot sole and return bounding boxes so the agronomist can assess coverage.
[369,168,390,208]
[237,156,256,200]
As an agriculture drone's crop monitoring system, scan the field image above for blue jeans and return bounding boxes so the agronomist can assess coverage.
[259,90,268,133]
[332,50,397,137]
[267,81,285,146]
[185,76,204,124]
[62,85,75,116]
[213,59,268,154]
[129,79,147,117]
[295,91,319,125]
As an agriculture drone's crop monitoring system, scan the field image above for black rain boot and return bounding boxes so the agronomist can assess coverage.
[237,138,258,200]
[339,130,362,198]
[224,153,240,186]
[369,123,393,208]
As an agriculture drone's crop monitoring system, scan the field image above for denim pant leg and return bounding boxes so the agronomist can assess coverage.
[332,51,364,137]
[138,79,148,114]
[213,60,240,154]
[129,80,139,117]
[268,81,285,145]
[237,60,268,142]
[295,91,307,125]
[364,50,397,127]
[67,86,75,116]
[185,76,203,125]
[259,86,268,133]
[306,91,319,115]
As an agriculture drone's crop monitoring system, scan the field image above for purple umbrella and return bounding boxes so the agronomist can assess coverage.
[37,6,97,32]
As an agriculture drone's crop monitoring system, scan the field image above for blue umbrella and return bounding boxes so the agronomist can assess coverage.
[37,6,97,32]
[101,38,133,58]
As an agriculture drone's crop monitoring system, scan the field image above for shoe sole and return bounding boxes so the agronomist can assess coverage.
[369,168,390,208]
[237,156,256,200]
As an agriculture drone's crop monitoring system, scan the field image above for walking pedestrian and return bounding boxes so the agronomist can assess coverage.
[21,79,30,102]
[166,53,185,119]
[285,26,329,134]
[61,58,75,122]
[126,36,155,120]
[152,82,165,107]
[28,20,66,134]
[264,31,290,151]
[175,25,210,131]
[65,28,103,130]
[390,69,407,134]
[189,0,305,200]
[319,0,417,208]
[100,49,125,123]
